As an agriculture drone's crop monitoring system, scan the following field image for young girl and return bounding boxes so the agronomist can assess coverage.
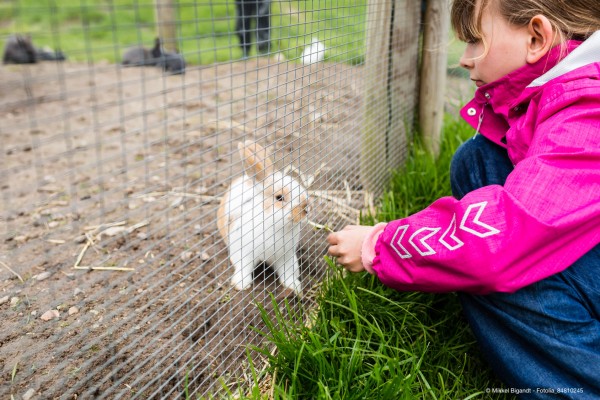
[327,0,600,394]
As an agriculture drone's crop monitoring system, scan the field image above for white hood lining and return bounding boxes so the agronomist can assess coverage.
[528,30,600,88]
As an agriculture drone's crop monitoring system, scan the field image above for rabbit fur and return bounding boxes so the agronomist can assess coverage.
[3,34,66,64]
[218,141,309,294]
[3,34,36,64]
[122,37,185,75]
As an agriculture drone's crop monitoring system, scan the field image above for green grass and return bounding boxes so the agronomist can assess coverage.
[235,116,514,399]
[0,0,368,65]
[374,114,470,222]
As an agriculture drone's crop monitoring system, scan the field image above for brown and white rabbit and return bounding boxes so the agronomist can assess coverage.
[217,141,309,294]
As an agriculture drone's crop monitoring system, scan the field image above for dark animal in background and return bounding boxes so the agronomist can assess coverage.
[121,37,162,67]
[3,34,67,64]
[153,38,185,75]
[3,34,36,64]
[235,0,271,58]
[122,37,185,75]
[36,46,67,61]
[157,51,185,75]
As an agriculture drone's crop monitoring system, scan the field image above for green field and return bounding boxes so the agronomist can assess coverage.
[0,0,368,65]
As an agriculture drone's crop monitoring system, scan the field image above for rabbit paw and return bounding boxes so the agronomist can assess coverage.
[230,269,254,291]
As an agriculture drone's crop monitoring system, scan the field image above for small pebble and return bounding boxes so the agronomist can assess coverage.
[74,235,87,244]
[0,295,8,305]
[40,309,60,321]
[23,388,36,400]
[34,271,51,281]
[68,306,79,316]
[180,251,193,262]
[43,174,56,183]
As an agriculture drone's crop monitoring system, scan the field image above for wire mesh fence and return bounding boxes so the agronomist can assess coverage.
[1,0,423,397]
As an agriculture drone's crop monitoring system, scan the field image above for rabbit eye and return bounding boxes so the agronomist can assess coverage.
[275,194,285,202]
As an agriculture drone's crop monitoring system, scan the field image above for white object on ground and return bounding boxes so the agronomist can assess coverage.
[301,38,325,65]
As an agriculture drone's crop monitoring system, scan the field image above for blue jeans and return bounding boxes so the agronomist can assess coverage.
[450,134,600,398]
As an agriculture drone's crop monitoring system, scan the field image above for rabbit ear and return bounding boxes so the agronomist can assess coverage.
[238,141,274,181]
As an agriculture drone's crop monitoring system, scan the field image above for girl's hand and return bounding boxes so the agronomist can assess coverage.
[327,225,375,272]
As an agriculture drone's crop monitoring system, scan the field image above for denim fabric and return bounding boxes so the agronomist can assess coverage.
[450,134,600,398]
[449,133,514,199]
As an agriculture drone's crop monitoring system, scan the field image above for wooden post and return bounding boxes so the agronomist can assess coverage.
[154,0,178,53]
[389,0,421,170]
[419,0,450,156]
[361,0,392,195]
[361,0,420,195]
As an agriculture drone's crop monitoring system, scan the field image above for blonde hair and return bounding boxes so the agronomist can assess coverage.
[451,0,600,44]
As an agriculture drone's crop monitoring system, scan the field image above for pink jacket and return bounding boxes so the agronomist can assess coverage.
[365,32,600,294]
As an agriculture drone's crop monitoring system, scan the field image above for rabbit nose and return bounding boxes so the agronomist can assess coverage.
[302,199,310,215]
[292,200,309,222]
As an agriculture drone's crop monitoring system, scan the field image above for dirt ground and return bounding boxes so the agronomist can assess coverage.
[0,57,472,399]
[0,56,376,399]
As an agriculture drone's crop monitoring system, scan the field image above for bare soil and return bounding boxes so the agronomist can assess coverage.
[0,57,471,399]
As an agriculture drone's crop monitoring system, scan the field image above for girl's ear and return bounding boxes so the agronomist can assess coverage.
[526,15,558,64]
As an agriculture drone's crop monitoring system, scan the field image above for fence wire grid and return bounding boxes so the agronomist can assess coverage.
[0,0,423,398]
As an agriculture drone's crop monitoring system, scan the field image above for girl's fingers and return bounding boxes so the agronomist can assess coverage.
[327,244,339,257]
[326,232,338,245]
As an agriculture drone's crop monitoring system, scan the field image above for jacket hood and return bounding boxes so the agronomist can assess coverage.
[528,30,600,88]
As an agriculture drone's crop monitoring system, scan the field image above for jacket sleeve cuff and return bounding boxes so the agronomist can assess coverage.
[361,222,388,274]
